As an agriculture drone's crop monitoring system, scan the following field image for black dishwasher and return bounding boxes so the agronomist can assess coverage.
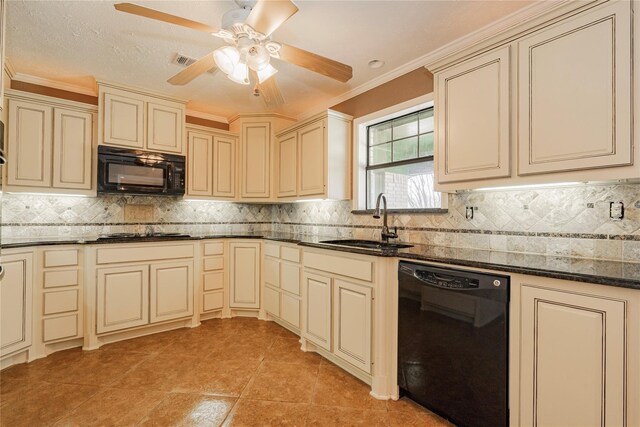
[398,261,509,427]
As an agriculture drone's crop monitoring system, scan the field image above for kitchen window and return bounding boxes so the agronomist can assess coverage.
[365,107,442,209]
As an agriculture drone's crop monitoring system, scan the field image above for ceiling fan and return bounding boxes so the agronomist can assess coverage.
[114,0,353,107]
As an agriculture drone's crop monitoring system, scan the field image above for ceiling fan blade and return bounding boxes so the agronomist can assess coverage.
[114,3,220,34]
[245,0,299,37]
[277,43,352,83]
[168,53,217,86]
[257,73,285,108]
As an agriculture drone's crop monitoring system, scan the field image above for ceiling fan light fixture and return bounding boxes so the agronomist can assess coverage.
[213,46,240,75]
[228,61,250,85]
[256,63,278,83]
[247,44,271,71]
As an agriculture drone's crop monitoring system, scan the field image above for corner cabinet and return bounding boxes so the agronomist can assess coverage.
[435,46,511,184]
[98,82,186,155]
[4,90,96,196]
[240,121,272,199]
[229,241,261,309]
[429,0,638,191]
[185,125,238,200]
[276,110,352,201]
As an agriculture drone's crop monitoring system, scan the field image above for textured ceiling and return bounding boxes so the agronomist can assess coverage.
[6,0,532,119]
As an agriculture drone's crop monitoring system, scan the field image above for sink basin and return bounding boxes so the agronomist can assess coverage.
[319,239,414,250]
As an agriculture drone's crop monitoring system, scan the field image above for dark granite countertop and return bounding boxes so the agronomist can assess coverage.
[2,233,638,289]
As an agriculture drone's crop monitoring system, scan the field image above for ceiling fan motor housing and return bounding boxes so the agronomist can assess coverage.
[222,7,251,30]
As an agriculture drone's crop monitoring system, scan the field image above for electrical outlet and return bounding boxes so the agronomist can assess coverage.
[609,201,624,220]
[465,206,474,220]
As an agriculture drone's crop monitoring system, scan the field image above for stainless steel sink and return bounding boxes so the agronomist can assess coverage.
[319,239,414,250]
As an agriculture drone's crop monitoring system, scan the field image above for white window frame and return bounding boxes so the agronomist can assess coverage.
[351,93,446,211]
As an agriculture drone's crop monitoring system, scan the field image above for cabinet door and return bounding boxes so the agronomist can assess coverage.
[281,263,301,296]
[303,272,332,351]
[7,99,53,187]
[147,101,184,154]
[213,135,237,198]
[96,265,149,334]
[150,261,193,323]
[240,122,271,198]
[518,2,632,175]
[281,293,300,328]
[264,286,280,317]
[277,131,297,197]
[436,46,510,183]
[102,92,144,148]
[0,253,33,357]
[52,108,93,190]
[519,285,625,426]
[187,132,213,196]
[298,120,325,196]
[333,279,372,373]
[229,242,260,308]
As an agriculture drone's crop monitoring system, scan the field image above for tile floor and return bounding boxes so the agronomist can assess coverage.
[0,318,453,426]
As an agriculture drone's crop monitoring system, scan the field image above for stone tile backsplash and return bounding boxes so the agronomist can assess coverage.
[2,182,639,262]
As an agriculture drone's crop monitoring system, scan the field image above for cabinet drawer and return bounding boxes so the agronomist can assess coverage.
[43,314,79,342]
[43,289,78,315]
[281,246,300,263]
[304,251,373,282]
[264,258,280,287]
[281,263,300,296]
[204,272,224,291]
[204,257,224,271]
[97,244,194,264]
[44,269,79,288]
[44,249,78,268]
[204,242,224,256]
[203,291,224,311]
[264,243,280,258]
[264,286,280,317]
[281,293,300,328]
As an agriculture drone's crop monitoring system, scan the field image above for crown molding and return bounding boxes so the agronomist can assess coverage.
[228,112,296,124]
[297,0,580,121]
[185,109,228,124]
[11,72,98,96]
[96,79,189,104]
[4,57,16,79]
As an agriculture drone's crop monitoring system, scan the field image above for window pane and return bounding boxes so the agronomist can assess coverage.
[392,114,418,140]
[393,136,418,162]
[419,109,434,134]
[419,132,434,157]
[367,160,442,209]
[369,121,392,145]
[369,143,391,165]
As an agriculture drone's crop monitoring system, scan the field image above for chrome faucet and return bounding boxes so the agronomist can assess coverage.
[372,193,398,243]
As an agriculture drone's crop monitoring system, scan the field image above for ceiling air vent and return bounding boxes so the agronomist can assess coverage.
[172,53,216,74]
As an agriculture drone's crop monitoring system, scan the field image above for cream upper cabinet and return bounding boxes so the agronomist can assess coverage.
[213,135,237,199]
[147,101,184,154]
[333,279,372,373]
[149,261,193,323]
[186,126,238,200]
[4,91,96,195]
[303,272,332,351]
[517,1,632,175]
[6,99,53,188]
[98,82,186,154]
[187,131,214,197]
[298,120,325,196]
[102,92,144,149]
[240,122,271,199]
[276,111,352,201]
[435,46,511,184]
[229,242,261,309]
[52,108,92,190]
[518,283,626,427]
[96,265,149,334]
[277,131,298,197]
[1,252,33,357]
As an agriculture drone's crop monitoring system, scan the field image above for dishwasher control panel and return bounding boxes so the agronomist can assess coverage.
[415,270,479,289]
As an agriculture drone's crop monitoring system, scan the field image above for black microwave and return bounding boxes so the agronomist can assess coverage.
[97,146,185,196]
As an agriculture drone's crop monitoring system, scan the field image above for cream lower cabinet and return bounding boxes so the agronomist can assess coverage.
[0,251,33,358]
[229,241,260,309]
[333,279,372,373]
[515,278,634,426]
[201,241,226,314]
[303,272,332,351]
[96,265,150,334]
[263,242,302,332]
[150,261,193,323]
[4,91,95,195]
